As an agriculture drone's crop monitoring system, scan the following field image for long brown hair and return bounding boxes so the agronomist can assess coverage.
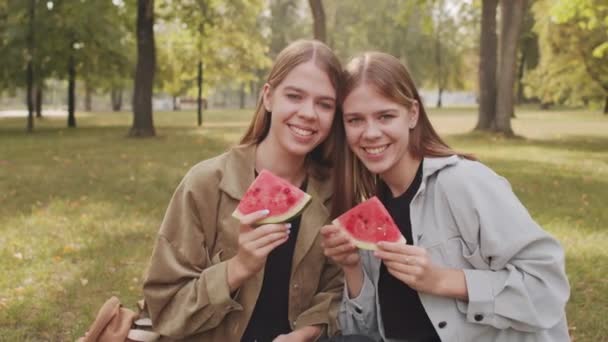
[331,52,475,218]
[240,39,343,179]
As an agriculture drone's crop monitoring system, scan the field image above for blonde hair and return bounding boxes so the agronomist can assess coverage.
[332,52,475,218]
[240,40,343,179]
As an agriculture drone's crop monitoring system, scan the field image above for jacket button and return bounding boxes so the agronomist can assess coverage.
[474,314,484,322]
[354,306,363,314]
[438,321,447,329]
[293,283,299,289]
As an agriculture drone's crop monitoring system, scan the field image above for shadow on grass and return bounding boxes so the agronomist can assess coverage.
[446,132,608,154]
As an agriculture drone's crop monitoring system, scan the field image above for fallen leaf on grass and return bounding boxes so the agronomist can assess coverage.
[80,278,88,286]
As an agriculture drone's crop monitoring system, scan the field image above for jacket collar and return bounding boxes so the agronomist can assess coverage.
[219,143,332,203]
[422,155,460,180]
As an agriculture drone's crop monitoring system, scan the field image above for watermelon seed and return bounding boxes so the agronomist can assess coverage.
[283,188,291,194]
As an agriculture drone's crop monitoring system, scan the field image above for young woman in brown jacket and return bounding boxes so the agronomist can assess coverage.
[143,40,345,342]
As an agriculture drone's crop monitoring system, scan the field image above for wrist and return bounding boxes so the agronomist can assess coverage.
[227,257,250,291]
[435,268,468,300]
[297,325,322,341]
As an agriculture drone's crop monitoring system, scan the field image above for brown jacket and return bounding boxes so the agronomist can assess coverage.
[143,144,343,341]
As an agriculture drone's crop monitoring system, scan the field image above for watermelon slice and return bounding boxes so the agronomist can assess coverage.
[332,197,402,250]
[232,169,311,225]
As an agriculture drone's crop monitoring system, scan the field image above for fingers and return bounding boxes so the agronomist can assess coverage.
[247,222,290,239]
[247,230,290,250]
[383,260,419,275]
[238,209,271,229]
[320,224,340,236]
[377,240,424,255]
[257,234,289,256]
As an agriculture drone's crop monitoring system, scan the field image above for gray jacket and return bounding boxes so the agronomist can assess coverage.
[339,156,571,342]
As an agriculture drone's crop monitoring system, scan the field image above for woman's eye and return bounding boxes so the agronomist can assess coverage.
[287,93,301,100]
[379,114,394,121]
[346,117,362,124]
[318,102,335,110]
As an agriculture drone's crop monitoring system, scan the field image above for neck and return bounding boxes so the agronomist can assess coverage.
[256,138,307,186]
[381,152,422,197]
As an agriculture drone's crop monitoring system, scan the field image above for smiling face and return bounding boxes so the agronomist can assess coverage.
[342,83,419,177]
[262,61,337,157]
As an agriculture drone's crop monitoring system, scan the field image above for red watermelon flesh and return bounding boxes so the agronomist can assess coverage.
[232,169,311,225]
[332,196,402,250]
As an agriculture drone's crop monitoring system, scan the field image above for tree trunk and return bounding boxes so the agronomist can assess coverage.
[172,96,180,111]
[130,0,156,137]
[197,59,203,126]
[516,48,526,105]
[475,0,498,131]
[309,0,326,42]
[26,0,35,133]
[437,88,443,108]
[84,83,92,111]
[35,85,42,118]
[495,0,526,136]
[67,54,76,128]
[604,95,608,114]
[111,87,123,111]
[239,83,246,109]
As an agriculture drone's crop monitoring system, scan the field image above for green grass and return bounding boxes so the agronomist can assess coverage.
[1,108,607,341]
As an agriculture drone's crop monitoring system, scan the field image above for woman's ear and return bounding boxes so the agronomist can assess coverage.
[408,100,420,129]
[262,83,272,112]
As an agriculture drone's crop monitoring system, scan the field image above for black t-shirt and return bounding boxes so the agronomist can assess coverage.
[241,179,306,342]
[378,161,441,341]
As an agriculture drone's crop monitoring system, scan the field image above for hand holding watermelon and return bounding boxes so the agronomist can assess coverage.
[226,209,291,291]
[332,197,404,250]
[320,224,360,269]
[374,241,450,296]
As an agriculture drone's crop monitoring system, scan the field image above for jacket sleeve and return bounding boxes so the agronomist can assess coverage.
[294,256,344,337]
[438,161,570,332]
[143,169,242,338]
[338,252,381,340]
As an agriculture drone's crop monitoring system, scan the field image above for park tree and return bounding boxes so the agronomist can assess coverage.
[309,0,326,43]
[267,0,310,57]
[495,0,527,135]
[525,0,608,113]
[46,0,132,127]
[131,0,156,137]
[156,0,269,122]
[476,0,498,131]
[476,0,527,136]
[0,0,55,131]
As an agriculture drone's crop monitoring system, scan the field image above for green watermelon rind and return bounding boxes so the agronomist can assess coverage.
[232,192,312,225]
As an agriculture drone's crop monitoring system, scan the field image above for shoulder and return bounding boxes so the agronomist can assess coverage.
[434,158,511,200]
[180,149,232,190]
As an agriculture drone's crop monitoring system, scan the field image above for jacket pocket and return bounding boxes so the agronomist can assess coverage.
[443,237,490,270]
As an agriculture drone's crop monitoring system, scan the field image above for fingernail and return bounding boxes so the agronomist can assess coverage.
[261,209,270,215]
[284,223,292,229]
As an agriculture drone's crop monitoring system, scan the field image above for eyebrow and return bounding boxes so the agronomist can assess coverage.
[344,109,398,117]
[283,86,336,102]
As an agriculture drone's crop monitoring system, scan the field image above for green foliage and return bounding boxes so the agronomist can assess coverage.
[155,0,271,99]
[525,0,608,108]
[0,1,134,93]
[324,0,476,91]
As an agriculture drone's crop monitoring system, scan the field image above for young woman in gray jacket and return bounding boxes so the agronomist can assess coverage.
[320,52,571,342]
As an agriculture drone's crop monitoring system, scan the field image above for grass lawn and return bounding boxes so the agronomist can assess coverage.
[1,108,606,341]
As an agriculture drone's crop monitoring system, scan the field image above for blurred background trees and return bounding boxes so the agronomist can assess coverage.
[1,0,606,135]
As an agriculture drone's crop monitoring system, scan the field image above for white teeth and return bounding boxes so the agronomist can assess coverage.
[363,145,388,155]
[290,125,314,136]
